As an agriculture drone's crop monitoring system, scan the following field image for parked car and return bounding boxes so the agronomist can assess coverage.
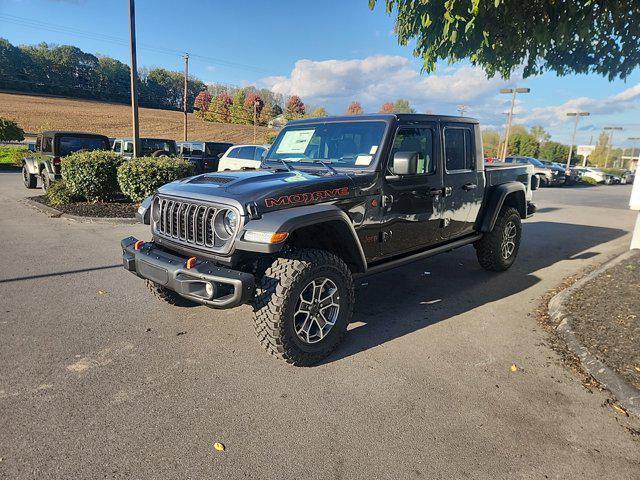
[505,156,564,186]
[576,167,608,184]
[217,144,269,171]
[112,138,178,159]
[21,131,110,192]
[621,170,635,184]
[177,141,233,173]
[123,113,538,365]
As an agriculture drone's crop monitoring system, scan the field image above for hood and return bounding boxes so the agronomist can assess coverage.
[157,168,362,214]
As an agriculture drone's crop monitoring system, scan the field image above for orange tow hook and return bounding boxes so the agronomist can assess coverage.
[134,240,144,250]
[186,256,197,269]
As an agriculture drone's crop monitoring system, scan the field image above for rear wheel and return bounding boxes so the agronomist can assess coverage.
[40,170,51,193]
[22,165,37,189]
[253,249,354,366]
[475,206,522,272]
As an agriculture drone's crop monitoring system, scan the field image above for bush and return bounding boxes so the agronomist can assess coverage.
[117,156,195,202]
[0,118,25,141]
[0,145,30,165]
[61,150,122,202]
[265,132,278,144]
[581,175,598,186]
[45,180,77,206]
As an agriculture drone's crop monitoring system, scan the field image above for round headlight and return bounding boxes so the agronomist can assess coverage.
[213,209,238,240]
[223,209,238,234]
[151,197,161,223]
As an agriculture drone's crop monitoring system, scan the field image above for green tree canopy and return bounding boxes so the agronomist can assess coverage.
[370,1,640,79]
[0,118,25,141]
[481,130,500,158]
[393,98,415,113]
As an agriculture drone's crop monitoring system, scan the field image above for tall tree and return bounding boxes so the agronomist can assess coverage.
[394,98,415,113]
[530,125,550,144]
[346,101,364,115]
[244,92,264,123]
[370,1,640,80]
[481,130,501,158]
[206,91,233,123]
[539,141,570,162]
[508,131,539,157]
[193,90,212,118]
[311,106,329,117]
[230,89,249,125]
[379,102,395,113]
[285,95,306,120]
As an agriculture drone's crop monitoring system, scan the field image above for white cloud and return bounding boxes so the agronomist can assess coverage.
[517,83,640,125]
[262,55,513,114]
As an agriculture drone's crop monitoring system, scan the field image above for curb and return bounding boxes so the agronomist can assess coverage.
[548,250,640,418]
[20,197,139,225]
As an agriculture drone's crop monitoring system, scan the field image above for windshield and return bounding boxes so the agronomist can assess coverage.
[58,136,109,156]
[264,121,387,169]
[527,157,545,167]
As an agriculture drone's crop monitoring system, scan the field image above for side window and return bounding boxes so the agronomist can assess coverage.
[124,142,133,154]
[444,127,474,171]
[181,144,191,156]
[42,137,53,153]
[238,146,256,159]
[254,147,266,160]
[227,147,240,158]
[389,127,435,175]
[191,143,204,156]
[113,141,122,153]
[36,136,41,151]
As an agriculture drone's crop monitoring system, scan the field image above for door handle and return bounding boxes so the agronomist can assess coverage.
[462,183,478,191]
[429,188,443,197]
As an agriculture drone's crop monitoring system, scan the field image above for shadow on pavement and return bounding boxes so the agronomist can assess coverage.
[0,264,121,284]
[322,221,626,364]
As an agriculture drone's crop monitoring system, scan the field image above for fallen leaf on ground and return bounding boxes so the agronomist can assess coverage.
[214,442,225,451]
[97,290,107,295]
[611,404,628,416]
[510,364,519,372]
[635,366,640,373]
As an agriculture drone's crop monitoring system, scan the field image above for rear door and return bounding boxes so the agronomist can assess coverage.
[441,123,484,239]
[380,122,444,256]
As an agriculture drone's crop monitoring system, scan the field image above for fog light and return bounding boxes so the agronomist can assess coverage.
[205,283,214,298]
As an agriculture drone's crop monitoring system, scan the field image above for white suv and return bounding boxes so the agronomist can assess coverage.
[217,144,268,171]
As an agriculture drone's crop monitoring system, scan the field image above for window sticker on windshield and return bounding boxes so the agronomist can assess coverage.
[276,129,315,154]
[369,145,378,155]
[355,155,372,166]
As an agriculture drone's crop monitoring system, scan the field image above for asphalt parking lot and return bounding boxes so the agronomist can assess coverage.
[1,173,639,479]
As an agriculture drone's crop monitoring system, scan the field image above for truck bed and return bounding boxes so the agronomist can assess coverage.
[485,162,531,187]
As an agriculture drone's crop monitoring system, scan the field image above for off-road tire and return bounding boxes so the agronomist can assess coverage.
[253,248,354,366]
[40,170,51,193]
[475,206,521,272]
[22,165,37,189]
[151,149,169,157]
[146,279,196,307]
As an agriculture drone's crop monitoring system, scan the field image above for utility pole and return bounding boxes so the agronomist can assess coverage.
[456,104,467,116]
[565,111,589,172]
[499,87,530,161]
[183,53,189,142]
[603,126,623,168]
[128,0,140,158]
[253,101,258,144]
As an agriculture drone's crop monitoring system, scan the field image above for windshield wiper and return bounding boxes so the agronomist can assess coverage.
[296,159,339,175]
[270,158,296,172]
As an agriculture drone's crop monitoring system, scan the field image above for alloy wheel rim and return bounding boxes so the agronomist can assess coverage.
[22,166,28,184]
[501,221,517,259]
[293,277,340,344]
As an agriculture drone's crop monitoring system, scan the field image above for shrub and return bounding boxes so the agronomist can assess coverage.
[61,150,122,202]
[265,132,278,144]
[0,118,25,141]
[0,145,30,165]
[580,175,598,186]
[117,156,195,202]
[45,180,76,206]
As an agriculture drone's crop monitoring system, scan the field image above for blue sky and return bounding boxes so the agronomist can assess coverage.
[2,0,640,146]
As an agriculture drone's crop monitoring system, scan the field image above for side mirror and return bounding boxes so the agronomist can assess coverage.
[392,151,419,175]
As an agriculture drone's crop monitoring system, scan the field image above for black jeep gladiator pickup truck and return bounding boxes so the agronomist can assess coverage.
[122,114,537,366]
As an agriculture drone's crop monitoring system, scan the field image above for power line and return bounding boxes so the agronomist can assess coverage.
[0,13,272,73]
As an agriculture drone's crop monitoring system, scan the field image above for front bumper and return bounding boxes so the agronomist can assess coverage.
[121,236,254,309]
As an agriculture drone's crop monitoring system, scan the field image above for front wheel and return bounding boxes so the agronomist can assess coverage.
[22,165,37,189]
[475,206,522,272]
[253,249,354,366]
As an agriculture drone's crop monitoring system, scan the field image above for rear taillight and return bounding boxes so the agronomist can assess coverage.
[52,156,61,166]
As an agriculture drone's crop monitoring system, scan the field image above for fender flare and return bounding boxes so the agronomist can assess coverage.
[479,182,526,232]
[234,203,367,273]
[22,157,38,175]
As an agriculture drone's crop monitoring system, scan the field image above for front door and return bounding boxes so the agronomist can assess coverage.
[441,123,484,239]
[381,123,443,256]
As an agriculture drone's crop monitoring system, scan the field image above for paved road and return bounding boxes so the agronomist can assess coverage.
[1,173,639,479]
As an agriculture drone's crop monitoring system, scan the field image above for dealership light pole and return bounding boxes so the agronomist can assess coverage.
[183,53,189,141]
[565,111,589,172]
[128,0,140,157]
[500,87,530,161]
[604,126,623,168]
[457,104,468,116]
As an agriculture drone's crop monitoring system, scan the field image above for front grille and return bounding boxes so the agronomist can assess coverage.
[154,197,235,252]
